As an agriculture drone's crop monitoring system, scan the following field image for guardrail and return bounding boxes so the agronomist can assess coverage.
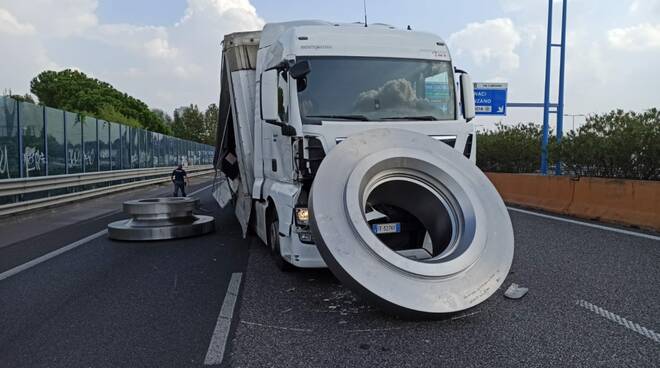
[0,165,215,217]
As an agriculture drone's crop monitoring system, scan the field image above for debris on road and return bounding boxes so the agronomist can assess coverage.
[240,320,312,333]
[504,283,529,299]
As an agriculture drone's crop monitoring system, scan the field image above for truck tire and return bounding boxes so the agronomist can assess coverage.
[267,209,293,272]
[309,128,514,317]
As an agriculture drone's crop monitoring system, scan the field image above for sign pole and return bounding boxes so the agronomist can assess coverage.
[541,0,553,175]
[555,0,568,175]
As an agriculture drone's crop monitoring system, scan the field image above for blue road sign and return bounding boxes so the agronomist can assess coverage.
[474,83,508,116]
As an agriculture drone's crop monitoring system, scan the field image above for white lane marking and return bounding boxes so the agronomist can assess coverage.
[204,272,243,366]
[189,184,213,197]
[0,230,107,282]
[507,207,660,241]
[0,182,213,283]
[576,299,660,344]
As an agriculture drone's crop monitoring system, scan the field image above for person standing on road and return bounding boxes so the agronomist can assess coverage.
[171,164,189,197]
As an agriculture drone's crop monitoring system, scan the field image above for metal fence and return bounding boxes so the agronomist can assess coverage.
[0,96,214,180]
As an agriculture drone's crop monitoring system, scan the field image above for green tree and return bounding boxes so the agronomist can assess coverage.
[152,108,173,126]
[202,103,218,145]
[172,104,204,141]
[172,109,186,139]
[2,89,36,103]
[11,93,36,104]
[30,69,171,134]
[477,123,548,173]
[476,109,659,180]
[554,109,659,180]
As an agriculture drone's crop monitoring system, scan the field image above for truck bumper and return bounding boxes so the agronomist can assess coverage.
[283,234,327,268]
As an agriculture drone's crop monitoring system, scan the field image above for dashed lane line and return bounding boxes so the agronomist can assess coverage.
[576,299,660,344]
[204,272,243,366]
[188,183,214,197]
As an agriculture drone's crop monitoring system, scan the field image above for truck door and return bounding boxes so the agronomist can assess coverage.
[262,69,294,183]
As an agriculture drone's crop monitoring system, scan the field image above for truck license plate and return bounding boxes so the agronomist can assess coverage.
[372,223,401,234]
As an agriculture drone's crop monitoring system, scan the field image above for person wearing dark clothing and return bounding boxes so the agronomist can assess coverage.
[171,165,188,197]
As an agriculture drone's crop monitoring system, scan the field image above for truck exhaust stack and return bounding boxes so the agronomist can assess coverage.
[214,21,514,316]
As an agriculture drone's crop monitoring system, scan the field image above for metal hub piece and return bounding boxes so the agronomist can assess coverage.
[107,197,215,241]
[309,128,514,316]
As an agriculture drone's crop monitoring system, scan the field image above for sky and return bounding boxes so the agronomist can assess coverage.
[1,0,659,129]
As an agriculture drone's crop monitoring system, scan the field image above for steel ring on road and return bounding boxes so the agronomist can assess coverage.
[108,197,215,241]
[309,128,514,316]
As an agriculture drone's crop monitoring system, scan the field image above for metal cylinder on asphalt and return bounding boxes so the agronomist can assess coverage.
[309,128,514,317]
[108,197,215,241]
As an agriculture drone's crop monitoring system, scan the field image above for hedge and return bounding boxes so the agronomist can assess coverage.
[476,108,659,181]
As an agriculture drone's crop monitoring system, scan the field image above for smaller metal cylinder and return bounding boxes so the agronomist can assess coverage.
[108,197,215,241]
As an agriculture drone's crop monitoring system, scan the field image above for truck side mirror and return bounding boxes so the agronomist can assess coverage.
[260,69,297,136]
[460,73,476,122]
[290,60,311,79]
[260,69,281,123]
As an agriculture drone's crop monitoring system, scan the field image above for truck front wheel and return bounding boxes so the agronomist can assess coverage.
[267,210,293,272]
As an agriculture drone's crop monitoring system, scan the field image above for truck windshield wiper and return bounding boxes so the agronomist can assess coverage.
[306,114,370,121]
[380,116,438,121]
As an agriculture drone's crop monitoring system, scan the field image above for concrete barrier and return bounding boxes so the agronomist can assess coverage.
[486,173,660,232]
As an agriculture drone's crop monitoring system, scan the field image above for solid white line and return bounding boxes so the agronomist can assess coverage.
[189,183,213,197]
[204,272,243,366]
[0,229,107,282]
[576,299,660,344]
[507,207,660,241]
[0,182,213,283]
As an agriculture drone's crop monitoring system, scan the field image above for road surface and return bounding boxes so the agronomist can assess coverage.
[0,179,658,367]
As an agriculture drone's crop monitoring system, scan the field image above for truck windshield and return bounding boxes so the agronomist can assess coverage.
[297,57,455,124]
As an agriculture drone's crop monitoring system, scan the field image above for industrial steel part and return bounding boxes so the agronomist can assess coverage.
[309,128,514,316]
[107,197,215,241]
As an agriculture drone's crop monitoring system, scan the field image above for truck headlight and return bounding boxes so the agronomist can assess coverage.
[295,207,309,226]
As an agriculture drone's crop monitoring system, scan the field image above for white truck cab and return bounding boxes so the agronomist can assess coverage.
[215,20,477,269]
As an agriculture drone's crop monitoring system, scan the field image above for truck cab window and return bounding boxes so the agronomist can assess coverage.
[297,57,455,124]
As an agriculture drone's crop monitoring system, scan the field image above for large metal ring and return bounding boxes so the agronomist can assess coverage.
[108,197,215,241]
[309,128,514,316]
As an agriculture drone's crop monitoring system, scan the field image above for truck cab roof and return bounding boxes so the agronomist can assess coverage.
[258,20,451,70]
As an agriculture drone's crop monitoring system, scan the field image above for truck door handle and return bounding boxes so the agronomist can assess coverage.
[271,159,277,172]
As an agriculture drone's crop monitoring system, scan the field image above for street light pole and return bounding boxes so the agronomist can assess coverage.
[563,114,586,131]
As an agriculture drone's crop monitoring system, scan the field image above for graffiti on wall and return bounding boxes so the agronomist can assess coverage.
[68,148,81,167]
[24,146,46,177]
[67,148,96,168]
[84,150,96,166]
[0,145,10,179]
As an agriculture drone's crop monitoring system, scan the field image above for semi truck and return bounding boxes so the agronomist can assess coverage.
[213,20,514,316]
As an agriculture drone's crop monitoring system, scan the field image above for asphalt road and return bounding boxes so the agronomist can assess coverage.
[0,181,250,367]
[0,181,658,367]
[228,210,660,368]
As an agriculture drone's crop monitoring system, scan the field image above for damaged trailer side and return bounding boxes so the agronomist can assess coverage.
[214,31,261,236]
